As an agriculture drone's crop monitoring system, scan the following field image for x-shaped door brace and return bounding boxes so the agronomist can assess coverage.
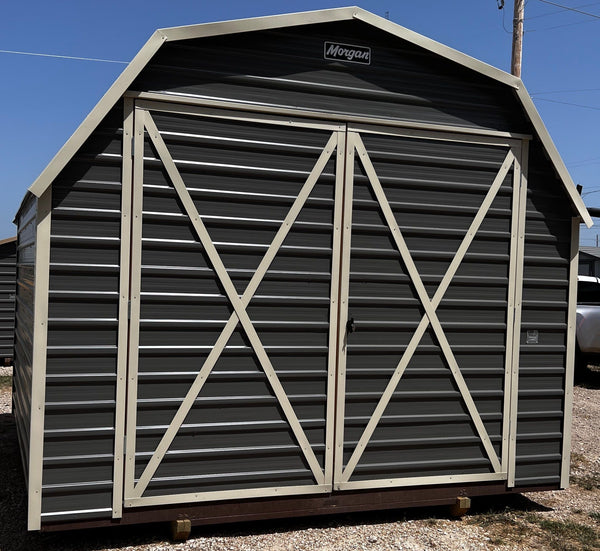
[130,113,339,498]
[340,133,515,482]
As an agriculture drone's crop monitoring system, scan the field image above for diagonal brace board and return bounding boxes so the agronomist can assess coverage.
[131,113,338,497]
[341,135,514,482]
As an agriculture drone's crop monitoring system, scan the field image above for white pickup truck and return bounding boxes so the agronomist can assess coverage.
[576,275,600,375]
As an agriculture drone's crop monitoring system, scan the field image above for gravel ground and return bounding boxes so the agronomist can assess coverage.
[0,365,598,551]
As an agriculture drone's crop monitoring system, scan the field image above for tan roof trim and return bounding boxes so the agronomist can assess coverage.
[159,6,358,41]
[0,236,17,247]
[28,30,167,197]
[351,9,522,90]
[515,85,592,228]
[25,6,591,226]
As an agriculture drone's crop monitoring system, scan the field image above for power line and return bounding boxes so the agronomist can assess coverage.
[567,157,600,167]
[528,17,600,29]
[531,87,600,95]
[570,160,600,168]
[535,0,600,18]
[526,1,600,19]
[0,49,128,64]
[534,97,600,110]
[498,3,513,34]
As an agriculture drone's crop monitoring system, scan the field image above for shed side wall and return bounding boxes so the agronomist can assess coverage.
[0,240,17,360]
[40,106,124,521]
[515,141,572,486]
[13,196,37,480]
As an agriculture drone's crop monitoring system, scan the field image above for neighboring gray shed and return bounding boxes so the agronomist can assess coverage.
[13,7,591,532]
[579,246,600,276]
[0,236,16,364]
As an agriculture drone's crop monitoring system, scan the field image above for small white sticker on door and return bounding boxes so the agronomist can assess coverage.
[526,330,539,344]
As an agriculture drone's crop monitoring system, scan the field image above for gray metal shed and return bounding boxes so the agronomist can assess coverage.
[0,236,16,364]
[578,246,600,276]
[13,7,591,532]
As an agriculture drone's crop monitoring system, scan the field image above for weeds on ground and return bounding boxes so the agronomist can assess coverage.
[0,375,11,390]
[572,452,588,468]
[470,507,600,550]
[524,513,599,550]
[570,452,600,491]
[468,508,530,544]
[571,473,600,491]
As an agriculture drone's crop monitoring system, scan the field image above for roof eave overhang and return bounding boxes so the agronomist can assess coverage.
[0,236,17,247]
[515,85,592,227]
[25,6,592,227]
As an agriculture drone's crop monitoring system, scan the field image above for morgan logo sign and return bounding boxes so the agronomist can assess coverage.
[324,42,371,65]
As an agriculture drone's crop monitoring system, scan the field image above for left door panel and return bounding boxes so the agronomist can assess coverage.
[122,101,344,508]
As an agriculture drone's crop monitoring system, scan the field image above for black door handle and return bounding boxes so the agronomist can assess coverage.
[347,317,356,334]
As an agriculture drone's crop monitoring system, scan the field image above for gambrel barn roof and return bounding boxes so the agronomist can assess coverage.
[25,6,592,226]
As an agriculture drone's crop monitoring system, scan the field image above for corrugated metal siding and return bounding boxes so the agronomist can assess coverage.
[342,132,513,482]
[0,239,16,360]
[514,143,571,486]
[132,20,524,134]
[13,197,37,479]
[40,106,124,519]
[132,108,337,497]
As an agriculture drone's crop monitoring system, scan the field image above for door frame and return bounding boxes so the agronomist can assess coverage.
[115,99,347,514]
[112,94,529,517]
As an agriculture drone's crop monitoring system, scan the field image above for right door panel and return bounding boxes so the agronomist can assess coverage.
[335,127,522,490]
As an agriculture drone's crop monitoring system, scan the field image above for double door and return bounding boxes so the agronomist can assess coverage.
[118,99,524,510]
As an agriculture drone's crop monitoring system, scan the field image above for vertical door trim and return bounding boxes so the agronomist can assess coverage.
[333,131,356,486]
[123,106,146,500]
[561,216,580,488]
[112,98,135,519]
[27,187,52,531]
[325,130,347,485]
[506,139,529,487]
[502,143,522,473]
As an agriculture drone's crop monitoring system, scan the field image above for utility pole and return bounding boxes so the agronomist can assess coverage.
[511,0,525,77]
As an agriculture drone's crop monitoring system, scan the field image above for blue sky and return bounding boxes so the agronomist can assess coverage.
[2,0,600,244]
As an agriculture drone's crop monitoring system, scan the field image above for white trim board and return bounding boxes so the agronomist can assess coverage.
[22,7,591,226]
